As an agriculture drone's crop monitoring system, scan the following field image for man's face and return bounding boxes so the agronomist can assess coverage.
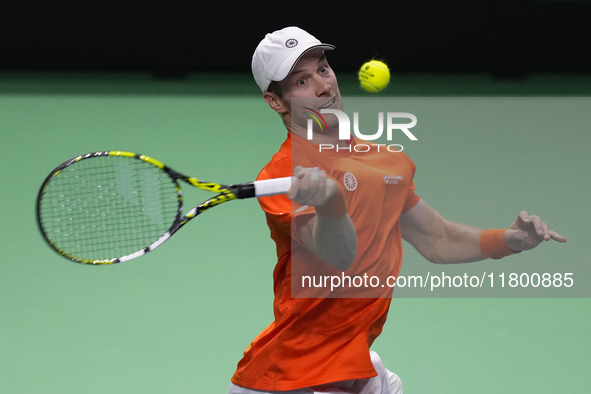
[265,48,343,133]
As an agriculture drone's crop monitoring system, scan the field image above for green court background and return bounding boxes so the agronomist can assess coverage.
[1,72,590,393]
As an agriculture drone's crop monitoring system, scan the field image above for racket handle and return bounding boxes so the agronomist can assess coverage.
[252,177,294,197]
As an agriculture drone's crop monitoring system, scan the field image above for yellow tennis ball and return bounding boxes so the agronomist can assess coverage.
[359,60,390,92]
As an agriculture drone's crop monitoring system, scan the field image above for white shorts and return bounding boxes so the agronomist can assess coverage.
[228,351,402,394]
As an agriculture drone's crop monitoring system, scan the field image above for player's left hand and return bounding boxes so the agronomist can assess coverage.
[504,211,567,251]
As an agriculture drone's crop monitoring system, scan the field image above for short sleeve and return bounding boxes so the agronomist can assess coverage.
[402,181,420,213]
[256,156,315,246]
[400,152,420,213]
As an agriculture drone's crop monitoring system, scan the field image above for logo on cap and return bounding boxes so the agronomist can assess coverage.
[285,38,298,48]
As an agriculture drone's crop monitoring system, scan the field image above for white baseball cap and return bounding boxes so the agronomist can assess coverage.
[252,26,335,92]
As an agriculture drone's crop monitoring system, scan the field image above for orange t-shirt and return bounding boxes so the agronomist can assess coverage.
[232,133,420,391]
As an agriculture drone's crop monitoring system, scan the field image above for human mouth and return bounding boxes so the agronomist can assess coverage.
[318,97,336,110]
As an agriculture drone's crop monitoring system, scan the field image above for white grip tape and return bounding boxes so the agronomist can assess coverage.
[253,177,294,197]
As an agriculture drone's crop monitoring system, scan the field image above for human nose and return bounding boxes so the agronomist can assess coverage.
[313,75,332,96]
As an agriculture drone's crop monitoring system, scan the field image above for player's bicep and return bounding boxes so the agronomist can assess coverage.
[400,199,445,258]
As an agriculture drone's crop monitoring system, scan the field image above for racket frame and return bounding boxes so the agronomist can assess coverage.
[36,150,289,265]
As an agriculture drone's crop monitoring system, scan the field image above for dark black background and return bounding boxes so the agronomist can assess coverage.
[1,0,589,77]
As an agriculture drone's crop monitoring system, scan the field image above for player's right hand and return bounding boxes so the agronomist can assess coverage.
[287,166,337,207]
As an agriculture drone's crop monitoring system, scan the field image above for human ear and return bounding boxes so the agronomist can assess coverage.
[263,92,288,114]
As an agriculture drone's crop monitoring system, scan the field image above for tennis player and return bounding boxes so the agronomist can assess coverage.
[228,26,567,394]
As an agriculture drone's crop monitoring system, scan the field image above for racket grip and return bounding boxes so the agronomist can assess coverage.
[252,177,294,197]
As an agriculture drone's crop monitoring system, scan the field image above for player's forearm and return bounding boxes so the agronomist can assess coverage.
[312,214,357,271]
[430,220,487,264]
[290,171,357,270]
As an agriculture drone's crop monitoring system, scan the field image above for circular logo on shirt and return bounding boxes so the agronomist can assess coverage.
[343,172,357,191]
[285,38,298,48]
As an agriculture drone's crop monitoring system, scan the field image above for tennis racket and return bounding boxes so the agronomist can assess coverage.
[36,150,292,265]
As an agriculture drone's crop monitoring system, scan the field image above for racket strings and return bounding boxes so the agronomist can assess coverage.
[38,156,180,261]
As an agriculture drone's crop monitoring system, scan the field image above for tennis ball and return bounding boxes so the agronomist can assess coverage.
[358,60,390,92]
